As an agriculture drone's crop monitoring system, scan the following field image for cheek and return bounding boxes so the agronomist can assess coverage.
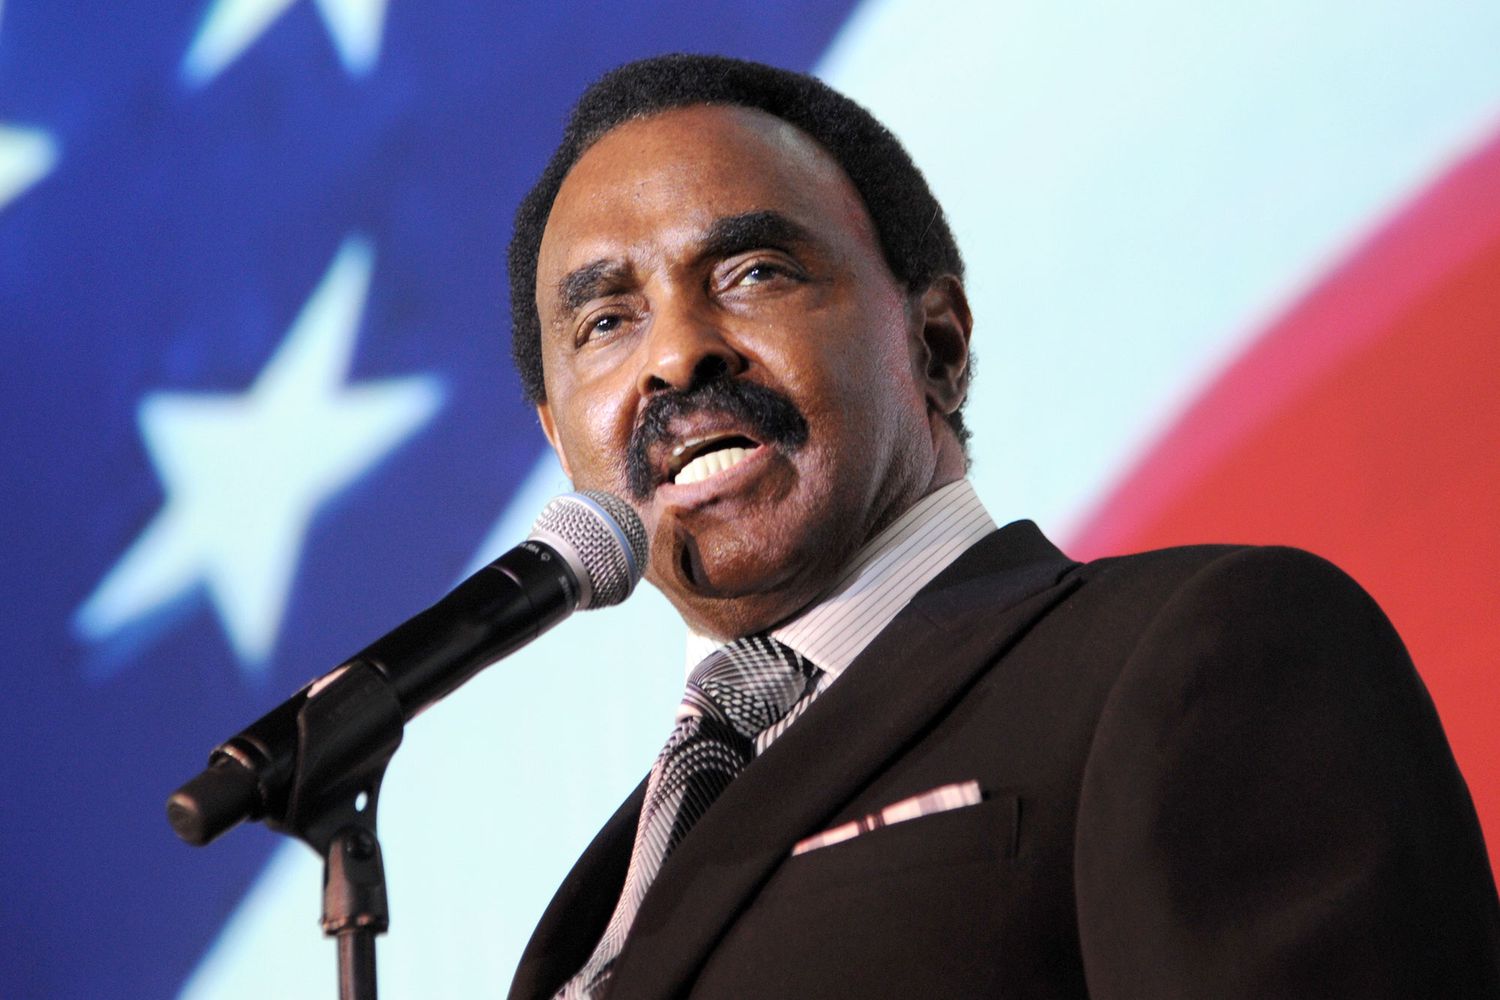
[803,328,924,437]
[546,381,634,489]
[572,411,632,485]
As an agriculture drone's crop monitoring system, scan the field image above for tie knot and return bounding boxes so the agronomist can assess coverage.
[679,635,816,739]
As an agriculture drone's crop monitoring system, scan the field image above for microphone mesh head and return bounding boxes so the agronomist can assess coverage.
[530,491,647,609]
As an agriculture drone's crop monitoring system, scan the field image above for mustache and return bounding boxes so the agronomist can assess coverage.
[625,376,810,500]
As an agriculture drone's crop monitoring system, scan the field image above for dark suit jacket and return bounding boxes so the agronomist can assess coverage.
[510,521,1500,998]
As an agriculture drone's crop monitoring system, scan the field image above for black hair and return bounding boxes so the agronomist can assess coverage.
[508,52,970,447]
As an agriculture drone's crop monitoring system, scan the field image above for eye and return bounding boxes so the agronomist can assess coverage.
[576,309,631,347]
[722,255,802,291]
[739,262,784,284]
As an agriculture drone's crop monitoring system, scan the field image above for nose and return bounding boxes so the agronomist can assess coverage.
[636,296,745,396]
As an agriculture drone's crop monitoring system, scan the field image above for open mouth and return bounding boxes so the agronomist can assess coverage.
[666,433,762,486]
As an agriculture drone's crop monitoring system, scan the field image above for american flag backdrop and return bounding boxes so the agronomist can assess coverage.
[3,2,1497,997]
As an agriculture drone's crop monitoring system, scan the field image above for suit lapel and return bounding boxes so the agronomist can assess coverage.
[606,521,1079,999]
[507,779,646,1000]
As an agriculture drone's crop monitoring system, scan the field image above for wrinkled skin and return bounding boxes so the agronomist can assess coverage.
[534,104,971,639]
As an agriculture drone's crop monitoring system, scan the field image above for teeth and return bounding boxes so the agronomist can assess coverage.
[673,446,752,485]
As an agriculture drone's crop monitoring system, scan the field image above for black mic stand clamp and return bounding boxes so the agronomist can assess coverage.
[278,661,403,1000]
[173,660,405,1000]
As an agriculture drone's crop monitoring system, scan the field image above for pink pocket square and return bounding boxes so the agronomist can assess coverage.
[791,780,983,856]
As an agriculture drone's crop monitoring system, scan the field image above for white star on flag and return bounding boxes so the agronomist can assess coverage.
[181,0,389,86]
[0,123,58,214]
[74,235,444,672]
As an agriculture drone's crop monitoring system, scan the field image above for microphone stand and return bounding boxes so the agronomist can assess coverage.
[181,661,406,1000]
[281,662,402,1000]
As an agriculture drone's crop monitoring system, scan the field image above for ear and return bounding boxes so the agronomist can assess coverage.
[535,401,575,481]
[911,274,972,416]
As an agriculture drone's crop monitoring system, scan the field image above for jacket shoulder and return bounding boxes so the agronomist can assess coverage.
[1065,541,1396,638]
[1076,540,1353,591]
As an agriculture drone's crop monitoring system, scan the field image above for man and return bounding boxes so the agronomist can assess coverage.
[504,54,1500,998]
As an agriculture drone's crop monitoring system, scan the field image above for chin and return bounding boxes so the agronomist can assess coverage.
[650,522,841,637]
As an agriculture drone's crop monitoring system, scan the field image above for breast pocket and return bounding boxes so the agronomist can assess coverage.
[757,794,1020,901]
[695,795,1029,998]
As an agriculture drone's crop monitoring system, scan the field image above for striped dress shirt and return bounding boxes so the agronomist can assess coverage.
[683,478,997,755]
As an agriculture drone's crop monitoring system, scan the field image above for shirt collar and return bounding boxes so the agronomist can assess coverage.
[684,479,997,677]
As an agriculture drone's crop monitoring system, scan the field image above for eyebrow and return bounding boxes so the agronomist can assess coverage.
[557,259,631,316]
[552,210,815,316]
[697,210,814,262]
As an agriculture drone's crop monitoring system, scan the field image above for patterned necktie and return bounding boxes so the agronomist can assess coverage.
[556,635,818,999]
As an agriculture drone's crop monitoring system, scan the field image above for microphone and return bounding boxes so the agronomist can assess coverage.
[166,490,648,846]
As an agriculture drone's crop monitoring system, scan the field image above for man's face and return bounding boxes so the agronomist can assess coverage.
[534,104,966,638]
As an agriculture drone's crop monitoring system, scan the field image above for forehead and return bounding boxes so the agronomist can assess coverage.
[536,104,881,291]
